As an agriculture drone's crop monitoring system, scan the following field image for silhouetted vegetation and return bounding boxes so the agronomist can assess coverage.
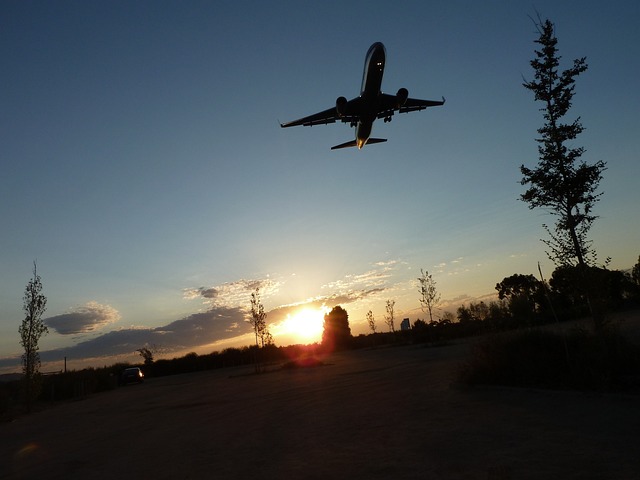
[384,300,396,333]
[452,262,640,391]
[460,327,640,391]
[632,255,640,287]
[520,16,608,330]
[19,261,48,412]
[136,346,155,366]
[249,287,272,373]
[418,269,441,323]
[322,306,352,351]
[366,310,376,334]
[2,256,639,422]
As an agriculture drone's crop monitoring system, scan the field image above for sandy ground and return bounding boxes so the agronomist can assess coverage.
[2,313,640,480]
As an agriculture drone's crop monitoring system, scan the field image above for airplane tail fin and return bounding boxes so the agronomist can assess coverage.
[330,138,387,150]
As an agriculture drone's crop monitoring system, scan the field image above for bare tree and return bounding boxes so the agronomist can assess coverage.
[19,261,48,412]
[384,300,396,333]
[249,287,267,347]
[249,287,268,372]
[366,310,376,334]
[417,269,441,323]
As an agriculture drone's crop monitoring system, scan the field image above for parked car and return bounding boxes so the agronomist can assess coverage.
[120,367,144,385]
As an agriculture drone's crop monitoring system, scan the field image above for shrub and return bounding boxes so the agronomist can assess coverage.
[459,327,640,391]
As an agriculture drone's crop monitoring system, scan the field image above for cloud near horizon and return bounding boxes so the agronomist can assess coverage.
[0,271,392,371]
[0,305,251,371]
[41,306,250,364]
[45,302,121,335]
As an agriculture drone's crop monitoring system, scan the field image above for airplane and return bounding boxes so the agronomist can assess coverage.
[280,42,445,150]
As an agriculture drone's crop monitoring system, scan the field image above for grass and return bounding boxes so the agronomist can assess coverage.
[459,326,640,391]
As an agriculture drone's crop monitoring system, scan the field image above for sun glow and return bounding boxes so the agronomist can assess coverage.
[280,307,326,343]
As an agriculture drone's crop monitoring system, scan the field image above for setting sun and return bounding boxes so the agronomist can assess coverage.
[280,307,326,343]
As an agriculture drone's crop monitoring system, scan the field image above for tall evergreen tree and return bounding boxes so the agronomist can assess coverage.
[520,17,606,268]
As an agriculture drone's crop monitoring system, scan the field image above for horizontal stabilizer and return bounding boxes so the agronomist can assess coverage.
[331,140,358,150]
[330,138,387,150]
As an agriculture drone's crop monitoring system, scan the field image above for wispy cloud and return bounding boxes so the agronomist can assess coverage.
[45,302,121,335]
[323,289,386,306]
[183,278,280,306]
[322,260,396,292]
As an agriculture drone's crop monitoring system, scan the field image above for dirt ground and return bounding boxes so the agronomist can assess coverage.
[2,312,639,480]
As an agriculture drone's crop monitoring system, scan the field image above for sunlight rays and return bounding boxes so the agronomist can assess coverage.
[277,307,328,343]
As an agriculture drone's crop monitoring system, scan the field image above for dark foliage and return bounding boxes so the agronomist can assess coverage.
[460,327,640,391]
[496,273,546,319]
[322,306,352,351]
[632,256,640,287]
[136,347,154,366]
[521,17,606,268]
[550,264,639,316]
[3,259,639,419]
[19,262,48,411]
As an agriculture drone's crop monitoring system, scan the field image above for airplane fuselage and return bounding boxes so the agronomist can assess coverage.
[356,42,386,148]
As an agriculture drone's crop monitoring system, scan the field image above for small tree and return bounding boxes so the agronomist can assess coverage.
[136,345,160,366]
[366,310,376,333]
[441,311,455,324]
[249,288,267,347]
[249,287,268,372]
[384,300,396,333]
[136,347,153,365]
[417,269,441,323]
[19,262,48,411]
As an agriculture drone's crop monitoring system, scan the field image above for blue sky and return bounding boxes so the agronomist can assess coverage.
[1,1,639,372]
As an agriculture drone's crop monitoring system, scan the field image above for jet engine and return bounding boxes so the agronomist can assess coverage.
[396,88,408,107]
[336,96,348,116]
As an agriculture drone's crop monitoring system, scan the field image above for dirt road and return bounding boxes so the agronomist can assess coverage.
[2,337,639,479]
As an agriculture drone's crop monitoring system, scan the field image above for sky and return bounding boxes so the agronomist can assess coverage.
[1,0,639,373]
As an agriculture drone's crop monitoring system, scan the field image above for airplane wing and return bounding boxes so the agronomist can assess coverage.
[280,98,360,128]
[399,96,446,113]
[376,94,445,120]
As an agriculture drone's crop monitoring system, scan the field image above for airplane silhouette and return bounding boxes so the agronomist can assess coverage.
[281,42,445,150]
